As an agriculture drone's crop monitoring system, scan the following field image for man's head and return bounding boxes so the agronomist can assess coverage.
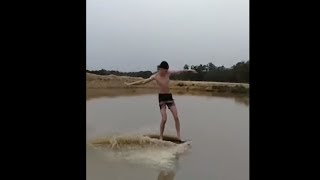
[157,61,169,76]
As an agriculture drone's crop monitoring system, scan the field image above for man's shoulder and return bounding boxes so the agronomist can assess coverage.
[167,70,176,76]
[167,71,173,77]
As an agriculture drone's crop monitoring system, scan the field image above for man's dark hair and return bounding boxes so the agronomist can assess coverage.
[157,61,169,69]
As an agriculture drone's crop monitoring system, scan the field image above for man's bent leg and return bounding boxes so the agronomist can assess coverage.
[169,104,180,139]
[159,104,167,140]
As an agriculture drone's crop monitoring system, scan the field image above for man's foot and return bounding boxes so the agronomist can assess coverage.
[177,135,181,140]
[160,136,163,141]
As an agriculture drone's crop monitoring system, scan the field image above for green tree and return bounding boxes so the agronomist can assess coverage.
[208,62,216,71]
[183,64,189,70]
[87,60,249,83]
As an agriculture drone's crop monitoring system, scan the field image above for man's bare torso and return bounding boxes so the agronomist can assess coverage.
[153,72,171,94]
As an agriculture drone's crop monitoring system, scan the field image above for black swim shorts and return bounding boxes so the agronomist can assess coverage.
[158,93,175,109]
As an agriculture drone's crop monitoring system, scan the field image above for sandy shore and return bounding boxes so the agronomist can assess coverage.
[86,73,249,94]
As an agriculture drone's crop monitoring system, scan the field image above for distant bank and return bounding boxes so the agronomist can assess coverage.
[86,73,249,94]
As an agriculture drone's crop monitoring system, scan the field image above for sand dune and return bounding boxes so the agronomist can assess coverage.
[86,73,249,94]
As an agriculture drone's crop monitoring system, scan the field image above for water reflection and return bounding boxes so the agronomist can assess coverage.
[156,154,180,180]
[234,96,249,106]
[157,170,175,180]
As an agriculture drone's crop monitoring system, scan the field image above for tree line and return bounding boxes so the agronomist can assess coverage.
[87,60,249,83]
[86,69,153,79]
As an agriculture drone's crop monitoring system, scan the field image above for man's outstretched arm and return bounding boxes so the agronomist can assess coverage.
[125,74,156,86]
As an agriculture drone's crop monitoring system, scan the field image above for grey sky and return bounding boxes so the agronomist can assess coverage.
[87,0,249,72]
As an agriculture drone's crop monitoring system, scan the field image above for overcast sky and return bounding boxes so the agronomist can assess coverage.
[87,0,249,72]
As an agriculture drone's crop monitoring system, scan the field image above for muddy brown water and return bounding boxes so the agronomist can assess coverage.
[87,89,249,180]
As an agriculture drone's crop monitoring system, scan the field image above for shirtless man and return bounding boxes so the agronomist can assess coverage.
[125,61,196,140]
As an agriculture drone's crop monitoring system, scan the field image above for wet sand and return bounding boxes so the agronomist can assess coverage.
[87,88,249,106]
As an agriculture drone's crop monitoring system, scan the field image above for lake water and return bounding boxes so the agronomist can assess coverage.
[87,91,249,180]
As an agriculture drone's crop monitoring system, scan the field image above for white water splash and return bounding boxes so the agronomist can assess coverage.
[89,135,191,171]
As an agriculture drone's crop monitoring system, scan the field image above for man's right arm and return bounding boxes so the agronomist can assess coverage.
[125,74,156,86]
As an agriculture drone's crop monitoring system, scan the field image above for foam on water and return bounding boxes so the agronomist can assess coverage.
[89,134,191,170]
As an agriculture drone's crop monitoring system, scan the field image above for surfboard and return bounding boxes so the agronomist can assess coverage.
[143,134,191,144]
